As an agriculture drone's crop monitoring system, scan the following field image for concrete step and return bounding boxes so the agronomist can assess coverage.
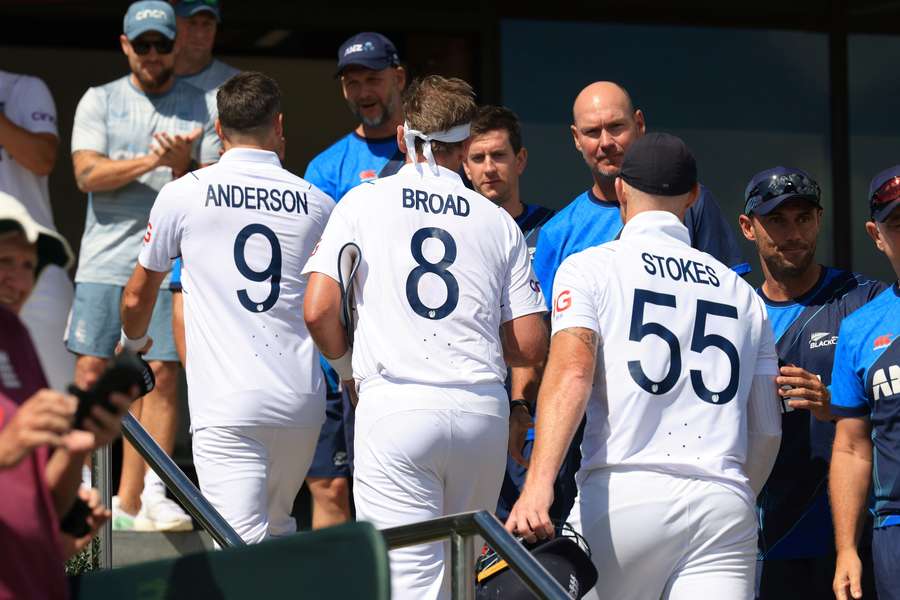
[111,530,214,567]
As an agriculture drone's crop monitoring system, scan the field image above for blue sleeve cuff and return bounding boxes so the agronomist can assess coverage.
[731,262,752,276]
[830,405,870,418]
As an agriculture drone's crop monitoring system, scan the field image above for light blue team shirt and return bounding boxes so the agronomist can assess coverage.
[170,58,240,289]
[179,58,239,93]
[304,132,400,203]
[71,75,219,286]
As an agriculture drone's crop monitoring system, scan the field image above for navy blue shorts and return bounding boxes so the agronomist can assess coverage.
[307,390,355,478]
[874,525,900,600]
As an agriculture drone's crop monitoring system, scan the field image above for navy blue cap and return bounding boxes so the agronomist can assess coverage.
[173,0,221,22]
[619,132,697,196]
[869,165,900,222]
[336,32,400,76]
[744,166,821,216]
[124,1,176,40]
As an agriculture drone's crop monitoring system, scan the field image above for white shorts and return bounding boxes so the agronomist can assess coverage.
[353,378,509,600]
[569,468,757,600]
[192,424,319,544]
[20,264,74,391]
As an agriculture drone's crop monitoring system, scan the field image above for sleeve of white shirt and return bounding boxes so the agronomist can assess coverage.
[301,197,355,282]
[754,303,780,378]
[197,91,221,165]
[500,215,546,323]
[11,75,58,137]
[138,181,187,273]
[550,254,601,335]
[71,87,107,155]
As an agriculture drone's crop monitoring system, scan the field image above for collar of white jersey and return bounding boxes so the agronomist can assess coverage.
[620,210,691,246]
[398,161,463,184]
[219,147,281,166]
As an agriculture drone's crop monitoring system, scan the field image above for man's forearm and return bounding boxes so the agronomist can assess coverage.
[830,446,872,552]
[121,265,166,339]
[510,364,543,406]
[74,152,157,193]
[304,273,349,359]
[45,448,88,517]
[0,114,57,176]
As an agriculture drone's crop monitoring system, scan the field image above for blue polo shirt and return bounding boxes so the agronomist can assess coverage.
[304,132,400,203]
[532,185,749,310]
[831,283,900,529]
[757,267,887,560]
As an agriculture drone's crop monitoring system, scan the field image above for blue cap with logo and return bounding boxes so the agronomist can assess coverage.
[124,1,176,40]
[869,165,900,222]
[744,166,822,215]
[174,0,222,22]
[336,32,400,76]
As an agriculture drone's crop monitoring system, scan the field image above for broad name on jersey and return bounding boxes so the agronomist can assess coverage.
[205,184,309,214]
[641,252,720,287]
[402,188,470,217]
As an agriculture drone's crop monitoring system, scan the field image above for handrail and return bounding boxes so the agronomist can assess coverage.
[381,510,572,600]
[120,413,245,548]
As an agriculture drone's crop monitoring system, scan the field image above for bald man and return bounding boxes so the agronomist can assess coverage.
[529,82,749,523]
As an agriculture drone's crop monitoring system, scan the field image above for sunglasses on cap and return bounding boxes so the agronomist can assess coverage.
[871,176,900,221]
[747,172,821,206]
[131,38,175,55]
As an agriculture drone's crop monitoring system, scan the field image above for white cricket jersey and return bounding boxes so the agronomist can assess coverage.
[0,71,58,230]
[552,210,777,503]
[303,162,546,387]
[139,148,334,429]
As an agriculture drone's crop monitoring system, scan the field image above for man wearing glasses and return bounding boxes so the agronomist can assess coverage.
[68,0,219,533]
[738,167,884,599]
[830,167,900,600]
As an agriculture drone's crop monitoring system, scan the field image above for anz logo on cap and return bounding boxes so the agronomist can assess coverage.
[135,8,167,20]
[344,41,377,56]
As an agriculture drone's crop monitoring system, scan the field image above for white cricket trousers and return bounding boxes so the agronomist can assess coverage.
[21,265,74,391]
[353,378,509,600]
[570,468,757,600]
[192,425,319,544]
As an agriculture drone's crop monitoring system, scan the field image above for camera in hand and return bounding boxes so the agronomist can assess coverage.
[59,497,92,538]
[69,351,155,429]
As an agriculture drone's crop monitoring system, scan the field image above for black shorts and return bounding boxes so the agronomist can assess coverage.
[307,390,355,478]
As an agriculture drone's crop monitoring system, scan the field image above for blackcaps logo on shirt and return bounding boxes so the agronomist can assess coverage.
[809,331,838,349]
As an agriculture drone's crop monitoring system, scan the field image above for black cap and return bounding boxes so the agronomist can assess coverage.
[619,132,698,196]
[336,32,400,76]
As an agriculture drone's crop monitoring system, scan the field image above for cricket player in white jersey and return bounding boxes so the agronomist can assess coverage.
[507,133,783,599]
[303,75,548,599]
[119,72,333,543]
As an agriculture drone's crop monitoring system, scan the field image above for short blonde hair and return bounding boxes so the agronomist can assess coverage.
[403,75,477,155]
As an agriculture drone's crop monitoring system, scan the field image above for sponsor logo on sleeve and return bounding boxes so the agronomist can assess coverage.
[529,279,540,293]
[554,289,572,314]
[874,333,894,351]
[30,111,55,124]
[143,222,152,244]
[359,169,377,182]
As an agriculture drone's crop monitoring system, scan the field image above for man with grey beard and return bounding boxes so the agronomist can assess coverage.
[301,31,406,529]
[68,0,219,532]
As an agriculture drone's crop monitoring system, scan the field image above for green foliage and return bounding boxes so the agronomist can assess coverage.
[65,537,100,575]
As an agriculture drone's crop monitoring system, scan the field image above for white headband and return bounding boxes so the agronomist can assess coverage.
[403,121,471,175]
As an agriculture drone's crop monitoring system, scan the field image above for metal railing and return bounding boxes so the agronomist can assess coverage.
[381,510,572,600]
[95,413,245,567]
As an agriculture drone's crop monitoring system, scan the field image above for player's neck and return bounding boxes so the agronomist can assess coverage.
[355,118,401,140]
[760,262,823,302]
[592,176,618,203]
[501,195,525,220]
[175,54,213,77]
[130,73,174,95]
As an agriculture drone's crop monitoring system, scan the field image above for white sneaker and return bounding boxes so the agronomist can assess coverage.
[111,495,138,531]
[134,475,193,532]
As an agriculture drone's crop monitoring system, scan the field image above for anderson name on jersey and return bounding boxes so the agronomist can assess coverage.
[139,148,334,429]
[302,162,545,387]
[551,210,778,506]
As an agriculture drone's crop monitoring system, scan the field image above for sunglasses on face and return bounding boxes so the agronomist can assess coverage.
[872,177,900,206]
[131,38,175,55]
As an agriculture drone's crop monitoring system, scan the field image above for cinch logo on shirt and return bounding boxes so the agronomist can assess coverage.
[359,169,377,182]
[809,331,838,349]
[872,364,900,401]
[0,352,21,390]
[874,334,894,351]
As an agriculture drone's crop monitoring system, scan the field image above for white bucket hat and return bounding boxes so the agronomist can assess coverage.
[0,191,73,274]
